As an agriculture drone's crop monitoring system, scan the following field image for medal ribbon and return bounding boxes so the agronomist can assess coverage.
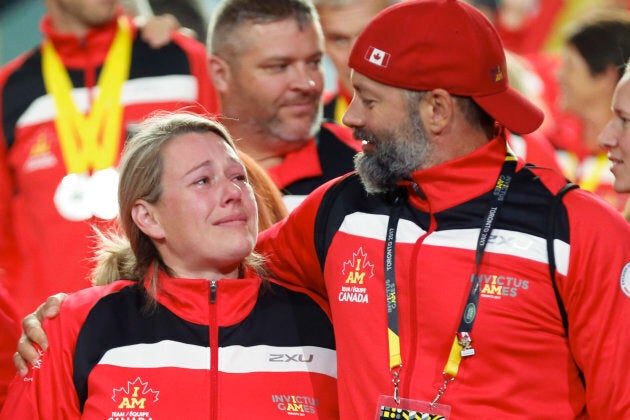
[42,16,132,174]
[578,153,609,192]
[384,152,516,404]
[334,94,349,126]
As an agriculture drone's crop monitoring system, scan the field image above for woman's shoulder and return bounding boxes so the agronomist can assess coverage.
[58,280,138,322]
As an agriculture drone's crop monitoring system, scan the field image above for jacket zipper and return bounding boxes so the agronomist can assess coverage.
[408,181,435,394]
[209,280,218,420]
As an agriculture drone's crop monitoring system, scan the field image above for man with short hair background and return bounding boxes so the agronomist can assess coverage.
[207,0,360,210]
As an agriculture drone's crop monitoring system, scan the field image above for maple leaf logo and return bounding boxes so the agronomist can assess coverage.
[112,377,159,403]
[342,247,375,279]
[365,46,391,67]
[30,133,51,156]
[491,65,505,83]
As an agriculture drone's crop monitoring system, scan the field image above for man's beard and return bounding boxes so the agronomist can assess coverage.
[353,110,430,194]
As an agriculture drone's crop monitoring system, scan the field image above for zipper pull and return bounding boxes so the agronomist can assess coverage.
[411,181,425,199]
[210,280,217,304]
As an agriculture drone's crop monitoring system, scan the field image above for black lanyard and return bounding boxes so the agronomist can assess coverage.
[384,154,517,404]
[457,154,517,340]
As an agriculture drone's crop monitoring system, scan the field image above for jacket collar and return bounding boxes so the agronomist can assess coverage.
[40,9,135,68]
[400,135,522,213]
[143,267,262,327]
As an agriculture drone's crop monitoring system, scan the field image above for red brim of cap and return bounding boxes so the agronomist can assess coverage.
[472,86,544,135]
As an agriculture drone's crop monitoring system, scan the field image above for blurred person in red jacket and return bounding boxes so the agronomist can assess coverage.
[467,0,563,172]
[313,0,396,125]
[0,286,19,411]
[555,7,630,211]
[0,0,219,318]
[493,0,564,56]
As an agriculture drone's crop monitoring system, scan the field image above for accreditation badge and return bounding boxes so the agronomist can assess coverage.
[376,396,451,420]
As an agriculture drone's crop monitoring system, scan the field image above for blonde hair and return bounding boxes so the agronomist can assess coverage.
[92,112,266,289]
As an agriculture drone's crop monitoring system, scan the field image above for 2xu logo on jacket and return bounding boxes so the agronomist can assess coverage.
[268,353,321,415]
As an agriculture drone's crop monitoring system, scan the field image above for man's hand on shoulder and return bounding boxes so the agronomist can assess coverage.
[14,293,67,376]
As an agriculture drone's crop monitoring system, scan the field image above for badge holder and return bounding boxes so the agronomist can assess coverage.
[375,366,451,420]
[376,395,451,420]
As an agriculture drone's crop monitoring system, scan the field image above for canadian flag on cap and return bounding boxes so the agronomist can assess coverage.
[365,46,390,67]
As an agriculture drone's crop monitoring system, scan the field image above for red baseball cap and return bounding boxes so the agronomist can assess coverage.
[348,0,543,134]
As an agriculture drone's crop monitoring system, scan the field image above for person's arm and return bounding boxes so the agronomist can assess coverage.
[257,178,338,316]
[0,287,19,408]
[560,189,630,416]
[134,14,199,49]
[13,293,66,377]
[123,0,199,49]
[2,295,81,418]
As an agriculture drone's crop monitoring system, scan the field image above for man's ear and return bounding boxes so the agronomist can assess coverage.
[131,200,165,240]
[421,88,454,135]
[208,54,231,93]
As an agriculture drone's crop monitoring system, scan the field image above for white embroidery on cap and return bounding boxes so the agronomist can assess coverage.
[621,262,630,298]
[365,46,391,68]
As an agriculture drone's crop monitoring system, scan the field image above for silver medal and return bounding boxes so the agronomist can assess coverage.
[53,168,119,221]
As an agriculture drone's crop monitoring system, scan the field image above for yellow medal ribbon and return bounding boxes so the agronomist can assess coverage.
[578,153,609,192]
[334,94,349,126]
[42,16,132,174]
